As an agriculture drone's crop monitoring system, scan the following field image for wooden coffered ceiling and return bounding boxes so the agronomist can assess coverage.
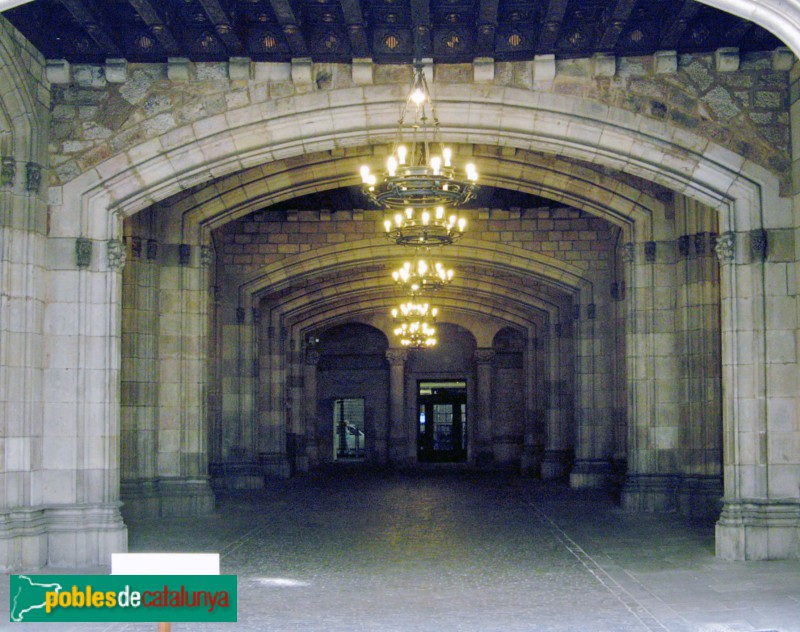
[3,0,784,64]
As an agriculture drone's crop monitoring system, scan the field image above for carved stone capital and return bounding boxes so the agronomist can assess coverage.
[715,231,735,264]
[25,162,41,193]
[107,239,126,270]
[475,348,495,364]
[621,242,635,263]
[386,348,408,366]
[200,245,213,267]
[76,238,92,268]
[1,157,16,188]
[750,229,767,262]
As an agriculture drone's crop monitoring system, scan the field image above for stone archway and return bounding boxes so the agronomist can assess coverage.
[0,9,792,566]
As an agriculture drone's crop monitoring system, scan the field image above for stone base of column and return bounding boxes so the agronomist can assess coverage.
[260,452,291,479]
[471,441,494,467]
[0,503,127,571]
[388,438,410,465]
[716,499,800,560]
[677,475,723,519]
[492,436,523,468]
[540,449,573,479]
[158,477,215,517]
[621,474,679,511]
[121,479,162,520]
[569,459,610,489]
[208,462,265,492]
[520,444,544,476]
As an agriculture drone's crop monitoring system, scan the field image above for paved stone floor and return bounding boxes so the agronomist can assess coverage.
[3,467,800,631]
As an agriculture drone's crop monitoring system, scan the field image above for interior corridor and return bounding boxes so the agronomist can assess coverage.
[2,469,799,632]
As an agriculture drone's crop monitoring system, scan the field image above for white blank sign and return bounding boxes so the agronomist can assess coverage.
[111,553,220,576]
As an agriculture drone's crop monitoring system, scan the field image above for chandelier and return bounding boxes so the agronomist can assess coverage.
[391,300,438,348]
[392,256,453,295]
[383,206,467,246]
[359,61,478,247]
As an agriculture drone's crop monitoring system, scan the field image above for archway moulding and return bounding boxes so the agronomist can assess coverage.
[240,237,593,299]
[59,85,788,241]
[697,0,800,59]
[169,147,656,237]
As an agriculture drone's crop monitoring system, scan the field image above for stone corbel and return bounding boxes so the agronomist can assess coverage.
[107,239,126,271]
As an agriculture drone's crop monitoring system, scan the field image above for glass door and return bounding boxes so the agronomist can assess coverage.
[417,381,467,462]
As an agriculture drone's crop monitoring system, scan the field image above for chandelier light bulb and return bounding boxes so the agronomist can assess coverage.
[435,206,444,219]
[458,218,467,231]
[387,156,398,177]
[466,163,478,181]
[384,219,392,232]
[360,165,370,183]
[405,207,414,220]
[443,147,452,167]
[410,88,425,106]
[397,145,407,165]
[430,156,441,176]
[395,213,403,227]
[422,211,430,225]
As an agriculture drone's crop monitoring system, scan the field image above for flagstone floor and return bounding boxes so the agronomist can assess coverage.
[2,467,800,631]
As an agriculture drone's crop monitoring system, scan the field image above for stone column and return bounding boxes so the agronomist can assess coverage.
[621,240,683,511]
[571,298,615,488]
[156,241,214,516]
[120,229,160,519]
[0,158,50,568]
[676,228,723,518]
[715,227,800,560]
[521,330,545,475]
[258,314,290,478]
[303,348,321,464]
[474,348,495,465]
[541,322,573,478]
[386,348,408,464]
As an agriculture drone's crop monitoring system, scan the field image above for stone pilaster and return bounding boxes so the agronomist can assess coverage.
[474,348,494,465]
[155,240,214,515]
[621,241,683,511]
[120,227,161,519]
[386,348,409,464]
[258,316,290,478]
[715,223,800,559]
[541,323,573,479]
[303,348,320,462]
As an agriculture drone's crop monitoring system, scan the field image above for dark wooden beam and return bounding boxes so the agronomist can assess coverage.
[658,0,701,49]
[410,0,431,60]
[537,0,570,52]
[58,0,121,56]
[127,0,182,55]
[197,0,244,54]
[268,0,308,56]
[339,0,370,57]
[598,0,638,50]
[476,0,500,53]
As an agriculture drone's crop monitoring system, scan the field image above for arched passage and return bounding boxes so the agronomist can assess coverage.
[0,4,792,566]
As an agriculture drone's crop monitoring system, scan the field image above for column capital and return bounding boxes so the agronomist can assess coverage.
[107,239,126,271]
[386,348,408,366]
[715,231,735,264]
[475,348,495,364]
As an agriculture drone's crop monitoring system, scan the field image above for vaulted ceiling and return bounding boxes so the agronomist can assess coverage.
[4,0,784,65]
